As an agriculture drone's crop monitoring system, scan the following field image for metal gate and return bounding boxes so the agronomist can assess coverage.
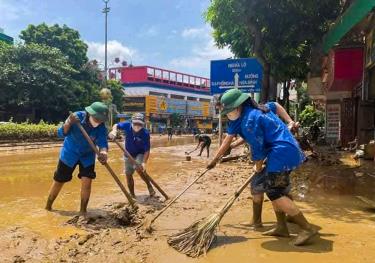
[341,98,355,146]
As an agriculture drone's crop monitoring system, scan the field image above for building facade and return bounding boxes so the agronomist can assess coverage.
[308,0,375,145]
[0,28,13,44]
[109,66,214,133]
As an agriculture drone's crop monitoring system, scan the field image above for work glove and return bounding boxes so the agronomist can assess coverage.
[108,130,117,140]
[66,113,79,126]
[97,151,108,165]
[206,158,218,170]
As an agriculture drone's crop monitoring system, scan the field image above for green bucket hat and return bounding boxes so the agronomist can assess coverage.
[85,101,109,122]
[220,88,250,116]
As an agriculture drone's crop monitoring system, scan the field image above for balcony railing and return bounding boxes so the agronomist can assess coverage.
[111,66,210,93]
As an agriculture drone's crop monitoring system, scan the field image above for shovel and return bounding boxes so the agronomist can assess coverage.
[74,120,136,208]
[185,148,198,155]
[113,139,169,200]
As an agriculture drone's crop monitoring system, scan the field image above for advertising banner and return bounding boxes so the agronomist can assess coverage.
[123,97,146,112]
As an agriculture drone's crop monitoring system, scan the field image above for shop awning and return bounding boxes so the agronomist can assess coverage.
[323,0,375,53]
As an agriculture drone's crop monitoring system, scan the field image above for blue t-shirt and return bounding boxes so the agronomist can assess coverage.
[117,121,150,157]
[227,102,305,172]
[57,111,108,168]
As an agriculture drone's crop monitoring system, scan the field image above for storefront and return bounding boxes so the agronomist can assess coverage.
[318,0,375,145]
[361,27,375,143]
[121,95,213,133]
[321,47,364,145]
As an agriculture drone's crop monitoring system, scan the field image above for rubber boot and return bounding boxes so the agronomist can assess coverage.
[262,211,290,237]
[290,212,318,246]
[286,214,295,224]
[148,185,156,197]
[240,202,263,229]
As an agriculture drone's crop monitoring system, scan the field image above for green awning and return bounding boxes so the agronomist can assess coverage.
[323,0,375,53]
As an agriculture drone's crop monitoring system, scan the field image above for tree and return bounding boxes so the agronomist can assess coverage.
[296,83,311,115]
[106,79,125,112]
[170,113,183,128]
[0,42,98,122]
[299,105,324,127]
[205,0,342,102]
[12,23,105,122]
[20,23,88,70]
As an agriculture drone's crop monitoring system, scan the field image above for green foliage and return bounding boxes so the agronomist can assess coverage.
[205,0,343,99]
[0,42,77,120]
[18,23,102,111]
[299,105,324,127]
[20,23,88,70]
[296,83,311,112]
[0,120,58,141]
[0,23,102,123]
[107,80,125,112]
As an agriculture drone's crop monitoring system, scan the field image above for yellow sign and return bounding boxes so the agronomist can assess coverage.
[202,102,210,117]
[146,95,212,118]
[197,120,213,129]
[145,96,158,116]
[160,98,168,111]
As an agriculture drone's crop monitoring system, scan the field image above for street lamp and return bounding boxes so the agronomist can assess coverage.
[100,0,113,127]
[102,0,110,85]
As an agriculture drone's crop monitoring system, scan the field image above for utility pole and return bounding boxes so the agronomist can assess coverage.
[102,0,110,85]
[101,0,113,127]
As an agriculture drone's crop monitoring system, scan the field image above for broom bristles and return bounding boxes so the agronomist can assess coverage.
[167,196,237,257]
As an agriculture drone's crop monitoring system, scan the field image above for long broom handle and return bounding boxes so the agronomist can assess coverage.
[74,121,136,208]
[149,169,210,225]
[218,171,257,215]
[186,148,198,154]
[113,139,169,200]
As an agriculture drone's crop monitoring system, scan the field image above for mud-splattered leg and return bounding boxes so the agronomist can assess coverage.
[45,181,64,211]
[79,177,92,216]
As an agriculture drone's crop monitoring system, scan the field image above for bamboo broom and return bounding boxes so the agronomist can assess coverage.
[167,171,256,257]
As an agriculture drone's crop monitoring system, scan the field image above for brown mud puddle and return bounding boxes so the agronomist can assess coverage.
[1,142,375,262]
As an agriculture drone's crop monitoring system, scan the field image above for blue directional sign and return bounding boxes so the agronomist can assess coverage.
[210,58,263,94]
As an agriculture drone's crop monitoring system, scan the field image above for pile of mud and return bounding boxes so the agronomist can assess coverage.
[64,196,165,230]
[65,203,142,230]
[1,198,166,262]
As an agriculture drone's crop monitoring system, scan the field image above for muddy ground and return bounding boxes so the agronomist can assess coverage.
[1,135,375,263]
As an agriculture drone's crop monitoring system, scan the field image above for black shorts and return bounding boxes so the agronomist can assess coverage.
[251,169,291,201]
[53,160,96,183]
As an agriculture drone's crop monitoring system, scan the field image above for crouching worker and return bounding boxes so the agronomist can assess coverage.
[207,89,317,246]
[109,113,155,198]
[45,102,109,216]
[194,134,212,158]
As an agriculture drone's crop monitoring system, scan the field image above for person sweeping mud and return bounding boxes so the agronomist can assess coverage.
[109,113,155,198]
[45,102,109,216]
[193,134,212,158]
[227,101,301,228]
[207,89,317,246]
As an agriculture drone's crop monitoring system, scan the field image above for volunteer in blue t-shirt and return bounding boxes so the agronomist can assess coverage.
[207,89,317,246]
[45,102,109,217]
[109,113,155,198]
[228,100,300,230]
